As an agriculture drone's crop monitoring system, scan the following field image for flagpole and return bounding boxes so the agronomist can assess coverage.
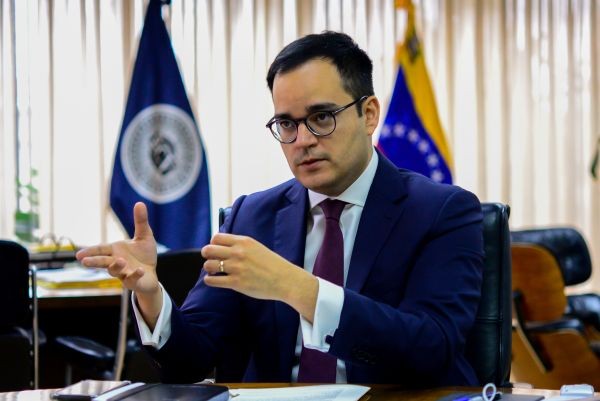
[591,137,600,180]
[160,0,172,37]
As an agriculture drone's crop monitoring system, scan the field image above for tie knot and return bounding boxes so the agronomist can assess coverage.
[320,199,347,221]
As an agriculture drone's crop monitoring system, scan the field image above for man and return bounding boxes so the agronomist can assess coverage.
[78,31,484,387]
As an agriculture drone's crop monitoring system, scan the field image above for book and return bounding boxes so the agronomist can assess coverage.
[98,383,229,401]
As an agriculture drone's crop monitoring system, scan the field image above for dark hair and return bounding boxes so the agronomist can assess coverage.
[266,31,374,102]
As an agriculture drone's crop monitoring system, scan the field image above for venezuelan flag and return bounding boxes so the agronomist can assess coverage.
[377,0,453,184]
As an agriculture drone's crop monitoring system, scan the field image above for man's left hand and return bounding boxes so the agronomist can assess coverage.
[202,233,318,322]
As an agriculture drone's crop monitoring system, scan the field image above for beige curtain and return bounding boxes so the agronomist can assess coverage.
[0,0,598,289]
[413,0,600,290]
[0,0,17,237]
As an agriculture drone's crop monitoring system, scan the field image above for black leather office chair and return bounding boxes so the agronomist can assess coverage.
[0,240,35,391]
[464,203,512,386]
[55,248,205,383]
[218,207,232,227]
[219,203,513,386]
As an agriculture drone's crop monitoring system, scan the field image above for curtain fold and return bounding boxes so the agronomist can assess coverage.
[0,0,17,237]
[1,0,598,289]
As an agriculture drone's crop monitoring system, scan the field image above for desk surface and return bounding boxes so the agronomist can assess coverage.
[35,286,122,309]
[0,384,568,401]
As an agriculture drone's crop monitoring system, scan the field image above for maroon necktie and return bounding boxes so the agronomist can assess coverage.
[297,199,346,383]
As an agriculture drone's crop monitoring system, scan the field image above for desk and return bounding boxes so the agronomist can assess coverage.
[35,286,122,309]
[0,384,570,401]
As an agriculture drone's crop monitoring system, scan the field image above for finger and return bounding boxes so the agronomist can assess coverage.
[210,233,246,246]
[203,259,229,275]
[203,274,231,288]
[203,259,216,274]
[76,244,113,260]
[201,244,232,261]
[125,267,145,281]
[133,202,153,240]
[80,256,114,268]
[107,258,128,279]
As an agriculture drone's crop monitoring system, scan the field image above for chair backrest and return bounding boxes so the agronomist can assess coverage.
[511,227,592,286]
[510,242,600,388]
[464,203,512,386]
[156,249,205,307]
[0,240,30,329]
[0,240,33,390]
[218,207,232,227]
[511,244,567,322]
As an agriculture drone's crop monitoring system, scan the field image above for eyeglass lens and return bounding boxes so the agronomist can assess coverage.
[273,111,335,141]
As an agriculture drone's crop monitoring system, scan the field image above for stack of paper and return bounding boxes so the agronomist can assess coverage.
[36,266,121,289]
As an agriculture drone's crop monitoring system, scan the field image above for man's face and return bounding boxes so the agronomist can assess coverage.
[271,59,379,196]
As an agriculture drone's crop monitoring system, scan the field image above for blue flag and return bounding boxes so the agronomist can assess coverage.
[377,1,453,184]
[110,0,211,249]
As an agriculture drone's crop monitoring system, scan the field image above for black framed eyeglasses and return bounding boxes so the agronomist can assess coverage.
[266,95,368,144]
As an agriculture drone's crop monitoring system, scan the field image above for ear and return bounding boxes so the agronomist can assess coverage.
[363,96,380,137]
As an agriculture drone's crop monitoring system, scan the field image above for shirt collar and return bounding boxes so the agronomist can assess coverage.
[308,148,379,209]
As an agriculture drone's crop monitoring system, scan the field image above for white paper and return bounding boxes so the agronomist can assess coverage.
[36,266,115,284]
[228,384,370,401]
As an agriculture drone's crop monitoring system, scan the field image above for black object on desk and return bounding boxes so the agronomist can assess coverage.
[437,393,544,401]
[107,383,228,401]
[51,381,229,401]
[30,250,77,269]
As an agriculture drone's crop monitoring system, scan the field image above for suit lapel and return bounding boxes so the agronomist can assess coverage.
[346,155,409,293]
[273,182,307,266]
[273,181,307,379]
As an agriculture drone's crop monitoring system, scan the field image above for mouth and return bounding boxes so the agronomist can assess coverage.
[298,158,325,168]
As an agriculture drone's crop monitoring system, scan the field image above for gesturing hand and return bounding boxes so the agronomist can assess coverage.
[76,202,159,295]
[201,233,319,322]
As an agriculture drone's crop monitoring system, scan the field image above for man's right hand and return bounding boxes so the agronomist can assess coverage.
[76,202,163,327]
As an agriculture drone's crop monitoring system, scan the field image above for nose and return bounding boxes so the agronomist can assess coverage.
[295,121,318,147]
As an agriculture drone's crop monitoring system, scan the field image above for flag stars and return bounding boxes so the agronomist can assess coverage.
[381,124,391,137]
[431,170,444,182]
[393,123,406,137]
[427,154,439,167]
[408,130,419,143]
[418,140,429,154]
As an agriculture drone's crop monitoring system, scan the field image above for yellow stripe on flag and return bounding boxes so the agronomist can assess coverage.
[395,1,453,169]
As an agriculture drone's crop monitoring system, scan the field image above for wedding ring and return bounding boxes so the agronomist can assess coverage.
[219,260,225,273]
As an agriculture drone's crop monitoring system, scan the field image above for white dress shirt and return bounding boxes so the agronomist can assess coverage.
[133,149,379,383]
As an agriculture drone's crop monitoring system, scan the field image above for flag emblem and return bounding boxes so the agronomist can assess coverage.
[120,104,202,204]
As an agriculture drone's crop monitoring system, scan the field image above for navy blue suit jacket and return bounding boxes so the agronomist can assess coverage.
[148,154,484,387]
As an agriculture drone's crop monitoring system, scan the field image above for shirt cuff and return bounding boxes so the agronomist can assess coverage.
[131,283,172,349]
[300,277,344,352]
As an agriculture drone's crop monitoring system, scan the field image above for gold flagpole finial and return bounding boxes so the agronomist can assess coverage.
[395,0,414,12]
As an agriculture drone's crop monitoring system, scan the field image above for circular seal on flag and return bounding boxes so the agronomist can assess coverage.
[120,104,202,204]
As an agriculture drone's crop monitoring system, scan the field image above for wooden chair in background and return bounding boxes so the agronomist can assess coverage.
[510,243,600,389]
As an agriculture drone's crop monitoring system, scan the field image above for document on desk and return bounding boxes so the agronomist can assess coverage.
[36,265,121,289]
[228,384,370,401]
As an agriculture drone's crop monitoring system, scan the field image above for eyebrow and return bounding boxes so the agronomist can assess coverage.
[272,102,340,120]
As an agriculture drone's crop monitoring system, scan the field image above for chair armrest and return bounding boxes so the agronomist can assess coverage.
[566,293,600,331]
[55,335,115,369]
[525,317,585,334]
